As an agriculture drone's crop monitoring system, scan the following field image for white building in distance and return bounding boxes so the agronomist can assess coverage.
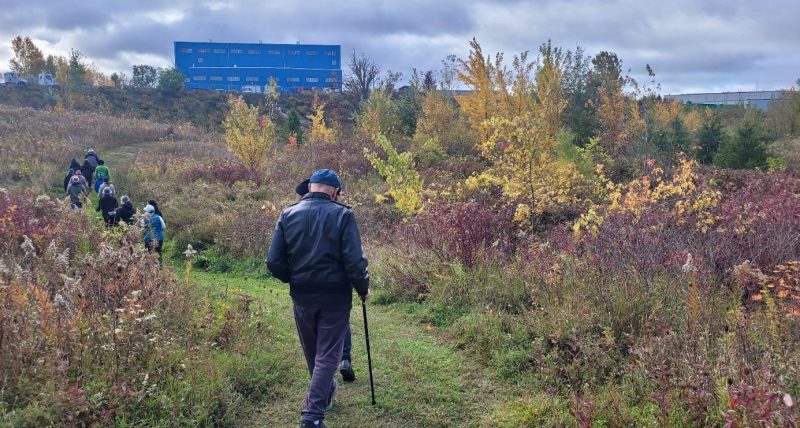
[664,90,785,110]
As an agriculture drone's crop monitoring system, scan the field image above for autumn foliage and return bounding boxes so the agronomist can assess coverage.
[0,189,285,425]
[2,34,800,426]
[223,95,275,178]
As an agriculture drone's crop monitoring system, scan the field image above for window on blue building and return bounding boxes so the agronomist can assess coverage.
[180,48,192,53]
[267,49,281,55]
[197,58,203,63]
[306,51,318,56]
[193,76,206,81]
[228,76,240,81]
[213,48,226,54]
[248,49,260,54]
[287,77,300,82]
[199,48,210,53]
[324,51,336,56]
[230,49,244,54]
[288,50,300,56]
[246,76,259,81]
[306,77,319,82]
[210,76,223,81]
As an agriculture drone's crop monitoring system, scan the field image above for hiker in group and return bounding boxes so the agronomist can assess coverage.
[147,199,163,217]
[85,149,99,169]
[295,177,357,383]
[93,159,110,193]
[63,158,81,192]
[268,169,370,428]
[142,204,166,265]
[112,195,136,225]
[66,175,88,209]
[98,176,115,197]
[73,169,89,190]
[80,159,94,192]
[96,187,118,227]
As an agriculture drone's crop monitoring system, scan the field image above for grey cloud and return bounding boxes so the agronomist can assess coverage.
[0,0,797,93]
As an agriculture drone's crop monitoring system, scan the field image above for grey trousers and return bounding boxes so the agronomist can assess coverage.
[293,301,350,422]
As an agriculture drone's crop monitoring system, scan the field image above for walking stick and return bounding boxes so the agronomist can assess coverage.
[361,295,376,405]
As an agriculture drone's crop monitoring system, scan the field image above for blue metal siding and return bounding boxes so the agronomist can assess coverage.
[175,41,341,92]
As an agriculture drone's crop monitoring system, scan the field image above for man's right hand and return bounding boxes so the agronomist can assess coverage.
[361,289,371,302]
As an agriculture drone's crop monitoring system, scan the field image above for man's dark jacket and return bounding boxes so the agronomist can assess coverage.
[96,195,118,219]
[267,192,369,307]
[80,160,94,187]
[113,201,136,225]
[63,160,81,191]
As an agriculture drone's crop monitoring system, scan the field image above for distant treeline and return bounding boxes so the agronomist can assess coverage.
[0,85,358,131]
[0,85,230,129]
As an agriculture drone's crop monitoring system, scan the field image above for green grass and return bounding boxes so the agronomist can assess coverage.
[95,140,550,426]
[188,270,521,428]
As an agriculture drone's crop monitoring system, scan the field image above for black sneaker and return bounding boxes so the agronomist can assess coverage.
[300,420,329,428]
[339,359,356,382]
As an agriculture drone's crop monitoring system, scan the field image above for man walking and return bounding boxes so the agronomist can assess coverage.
[93,159,110,193]
[65,175,88,209]
[268,169,370,428]
[295,178,357,383]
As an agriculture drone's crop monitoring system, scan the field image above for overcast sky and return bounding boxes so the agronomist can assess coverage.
[1,0,798,94]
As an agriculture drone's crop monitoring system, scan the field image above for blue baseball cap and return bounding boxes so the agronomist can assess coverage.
[309,169,341,189]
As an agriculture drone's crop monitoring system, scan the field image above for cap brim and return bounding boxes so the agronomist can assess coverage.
[295,178,311,196]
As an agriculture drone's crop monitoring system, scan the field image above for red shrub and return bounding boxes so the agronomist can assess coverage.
[0,189,102,258]
[569,170,800,287]
[704,171,800,275]
[405,200,516,267]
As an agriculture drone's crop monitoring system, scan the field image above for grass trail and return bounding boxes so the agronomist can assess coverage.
[190,271,516,428]
[101,141,521,426]
[101,139,162,165]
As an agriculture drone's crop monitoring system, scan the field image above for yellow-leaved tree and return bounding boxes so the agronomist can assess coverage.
[461,40,592,223]
[223,96,275,181]
[356,90,400,141]
[364,134,424,216]
[456,38,506,142]
[412,90,475,165]
[308,102,335,145]
[307,97,336,166]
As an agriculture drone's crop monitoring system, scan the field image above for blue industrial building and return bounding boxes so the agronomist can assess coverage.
[174,41,342,92]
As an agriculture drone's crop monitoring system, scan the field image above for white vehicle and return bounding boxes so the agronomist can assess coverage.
[38,72,58,87]
[1,72,27,86]
[241,85,263,94]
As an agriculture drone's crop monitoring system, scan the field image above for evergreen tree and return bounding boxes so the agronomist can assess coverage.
[561,46,597,146]
[66,49,88,89]
[286,110,304,144]
[714,120,771,169]
[653,117,691,155]
[396,86,422,137]
[696,113,726,164]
